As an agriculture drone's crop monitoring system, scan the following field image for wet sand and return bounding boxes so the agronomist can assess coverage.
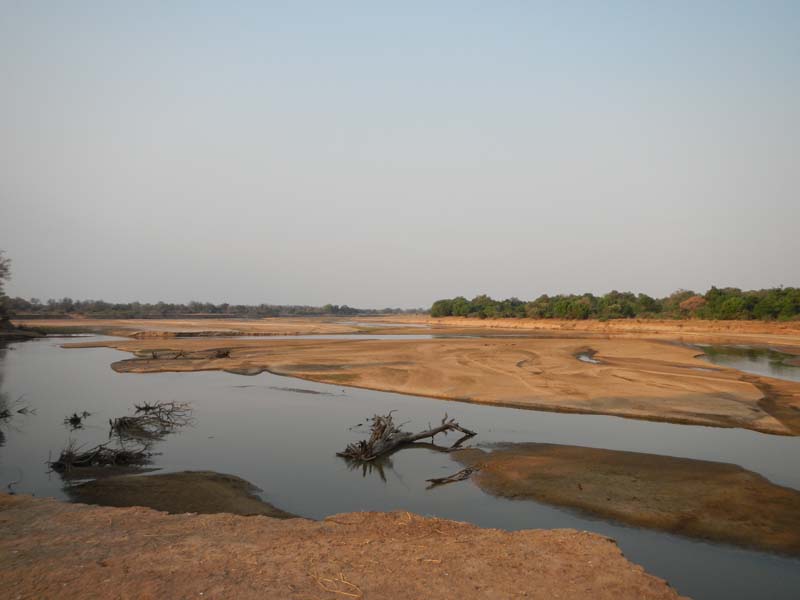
[0,492,684,599]
[67,334,800,435]
[454,443,800,556]
[65,471,296,518]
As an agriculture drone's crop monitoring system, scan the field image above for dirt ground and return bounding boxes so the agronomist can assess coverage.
[454,443,800,556]
[66,333,800,435]
[65,471,296,518]
[0,492,684,600]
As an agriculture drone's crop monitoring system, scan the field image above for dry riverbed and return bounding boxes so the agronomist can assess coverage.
[0,490,684,599]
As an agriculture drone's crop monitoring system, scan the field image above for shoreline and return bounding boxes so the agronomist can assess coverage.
[61,329,800,436]
[0,491,685,599]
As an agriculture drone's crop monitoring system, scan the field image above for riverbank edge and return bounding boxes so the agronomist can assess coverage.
[0,491,685,599]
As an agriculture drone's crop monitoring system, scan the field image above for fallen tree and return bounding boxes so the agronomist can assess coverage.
[49,440,150,472]
[110,401,193,441]
[337,412,476,462]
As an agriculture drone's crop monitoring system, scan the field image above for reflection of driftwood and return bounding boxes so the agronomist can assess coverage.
[426,466,479,489]
[342,456,393,482]
[110,401,193,441]
[342,439,474,483]
[64,411,91,430]
[0,395,35,419]
[49,440,150,472]
[337,412,476,462]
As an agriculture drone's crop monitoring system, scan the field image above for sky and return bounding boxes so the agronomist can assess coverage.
[1,1,798,308]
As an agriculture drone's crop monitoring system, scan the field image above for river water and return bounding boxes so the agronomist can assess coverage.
[1,336,799,600]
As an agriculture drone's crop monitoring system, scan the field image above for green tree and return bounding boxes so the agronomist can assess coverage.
[451,296,470,316]
[0,251,10,318]
[430,299,454,317]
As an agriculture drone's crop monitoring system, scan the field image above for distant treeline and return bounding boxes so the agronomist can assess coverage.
[6,298,422,319]
[430,287,800,321]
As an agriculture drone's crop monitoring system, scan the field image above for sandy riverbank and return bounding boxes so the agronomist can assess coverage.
[0,491,684,599]
[454,443,800,556]
[363,314,800,339]
[17,316,800,348]
[12,317,364,337]
[66,334,800,435]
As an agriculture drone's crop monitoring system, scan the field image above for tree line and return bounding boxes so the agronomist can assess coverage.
[5,297,421,319]
[0,252,421,319]
[430,287,800,321]
[0,251,10,320]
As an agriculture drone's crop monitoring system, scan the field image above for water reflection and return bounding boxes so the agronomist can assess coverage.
[697,345,800,382]
[341,455,394,481]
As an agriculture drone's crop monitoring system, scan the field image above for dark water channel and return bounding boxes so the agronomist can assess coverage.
[1,337,799,600]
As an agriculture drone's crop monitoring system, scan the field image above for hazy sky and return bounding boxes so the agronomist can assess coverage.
[1,2,798,307]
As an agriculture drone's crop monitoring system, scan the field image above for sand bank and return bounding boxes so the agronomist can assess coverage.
[13,316,364,337]
[363,314,800,340]
[454,443,800,556]
[65,471,295,518]
[67,335,800,435]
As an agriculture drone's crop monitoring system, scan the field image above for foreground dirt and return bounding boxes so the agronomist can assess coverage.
[67,334,800,435]
[0,493,683,600]
[65,471,296,518]
[454,443,800,556]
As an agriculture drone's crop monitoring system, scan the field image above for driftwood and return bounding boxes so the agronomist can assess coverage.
[337,412,476,462]
[49,440,150,472]
[145,350,187,360]
[426,466,479,489]
[110,401,193,441]
[144,348,229,360]
[64,411,91,430]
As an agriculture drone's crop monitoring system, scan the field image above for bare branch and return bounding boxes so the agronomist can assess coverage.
[336,412,476,462]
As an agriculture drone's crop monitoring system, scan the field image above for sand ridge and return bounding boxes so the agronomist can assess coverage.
[66,333,800,435]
